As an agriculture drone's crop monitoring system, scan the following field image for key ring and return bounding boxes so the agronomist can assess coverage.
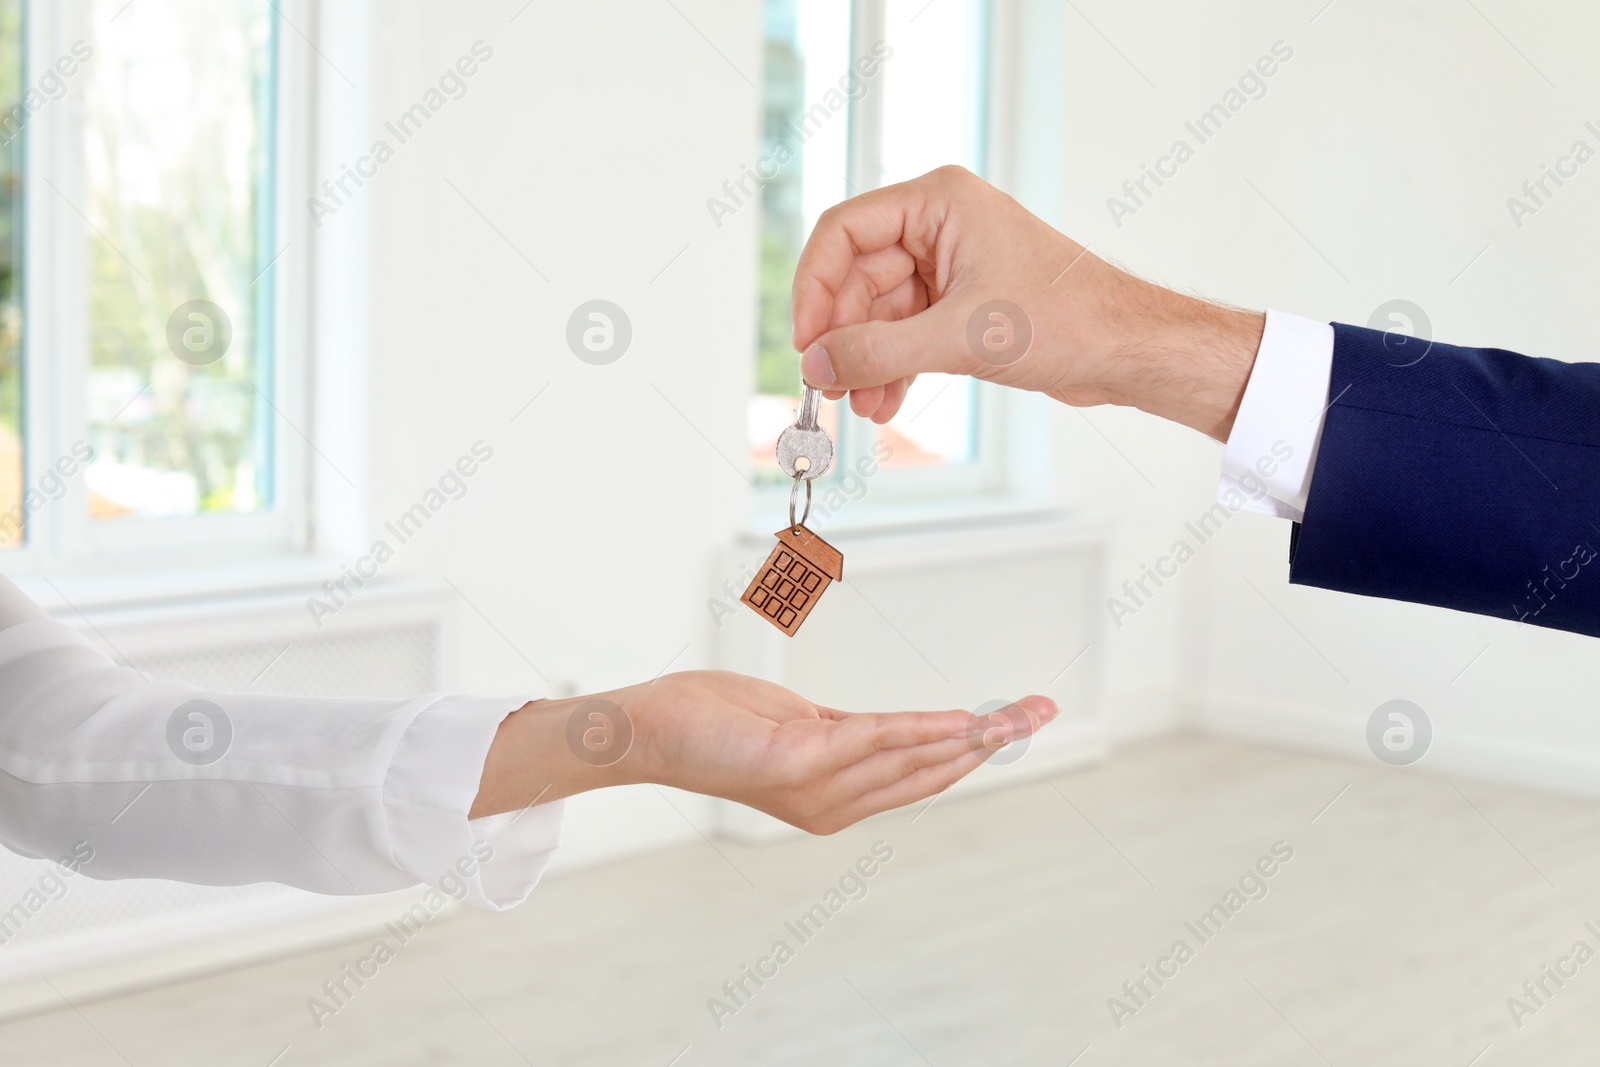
[788,474,812,530]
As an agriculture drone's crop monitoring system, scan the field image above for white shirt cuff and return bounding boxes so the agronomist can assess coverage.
[1217,309,1336,522]
[383,694,564,912]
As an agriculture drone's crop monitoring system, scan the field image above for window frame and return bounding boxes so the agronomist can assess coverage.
[752,0,1047,528]
[7,0,313,572]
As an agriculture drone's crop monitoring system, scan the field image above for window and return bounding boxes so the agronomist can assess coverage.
[0,1,23,542]
[752,0,1003,508]
[2,0,303,560]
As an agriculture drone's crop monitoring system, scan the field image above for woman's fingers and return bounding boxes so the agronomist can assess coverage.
[826,734,979,799]
[812,700,1055,762]
[816,697,1056,816]
[809,699,1055,777]
[821,709,975,754]
[837,749,990,826]
[966,695,1056,754]
[764,697,1059,833]
[827,697,1055,795]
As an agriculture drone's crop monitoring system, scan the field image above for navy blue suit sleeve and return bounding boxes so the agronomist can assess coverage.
[1288,323,1600,638]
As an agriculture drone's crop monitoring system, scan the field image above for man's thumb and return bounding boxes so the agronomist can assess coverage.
[800,304,971,391]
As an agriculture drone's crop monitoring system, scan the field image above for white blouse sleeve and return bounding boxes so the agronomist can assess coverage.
[0,572,563,911]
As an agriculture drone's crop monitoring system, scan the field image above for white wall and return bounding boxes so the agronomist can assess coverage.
[364,1,757,689]
[1060,0,1600,786]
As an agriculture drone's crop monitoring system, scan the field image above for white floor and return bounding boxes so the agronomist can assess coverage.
[3,733,1600,1066]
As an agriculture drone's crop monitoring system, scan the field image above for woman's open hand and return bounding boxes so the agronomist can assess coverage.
[472,670,1057,834]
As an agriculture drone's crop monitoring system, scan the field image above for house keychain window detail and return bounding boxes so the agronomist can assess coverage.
[743,385,844,636]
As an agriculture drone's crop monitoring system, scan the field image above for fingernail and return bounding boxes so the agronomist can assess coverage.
[801,344,836,387]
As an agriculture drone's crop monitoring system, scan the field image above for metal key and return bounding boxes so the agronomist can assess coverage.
[776,385,834,479]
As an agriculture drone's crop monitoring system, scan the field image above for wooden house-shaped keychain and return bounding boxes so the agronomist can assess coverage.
[742,524,844,637]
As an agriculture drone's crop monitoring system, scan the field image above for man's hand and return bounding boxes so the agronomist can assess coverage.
[472,670,1056,834]
[792,165,1265,442]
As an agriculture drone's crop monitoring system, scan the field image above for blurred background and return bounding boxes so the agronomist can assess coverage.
[0,0,1599,1064]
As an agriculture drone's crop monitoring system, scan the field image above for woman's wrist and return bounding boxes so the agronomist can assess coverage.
[469,690,646,819]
